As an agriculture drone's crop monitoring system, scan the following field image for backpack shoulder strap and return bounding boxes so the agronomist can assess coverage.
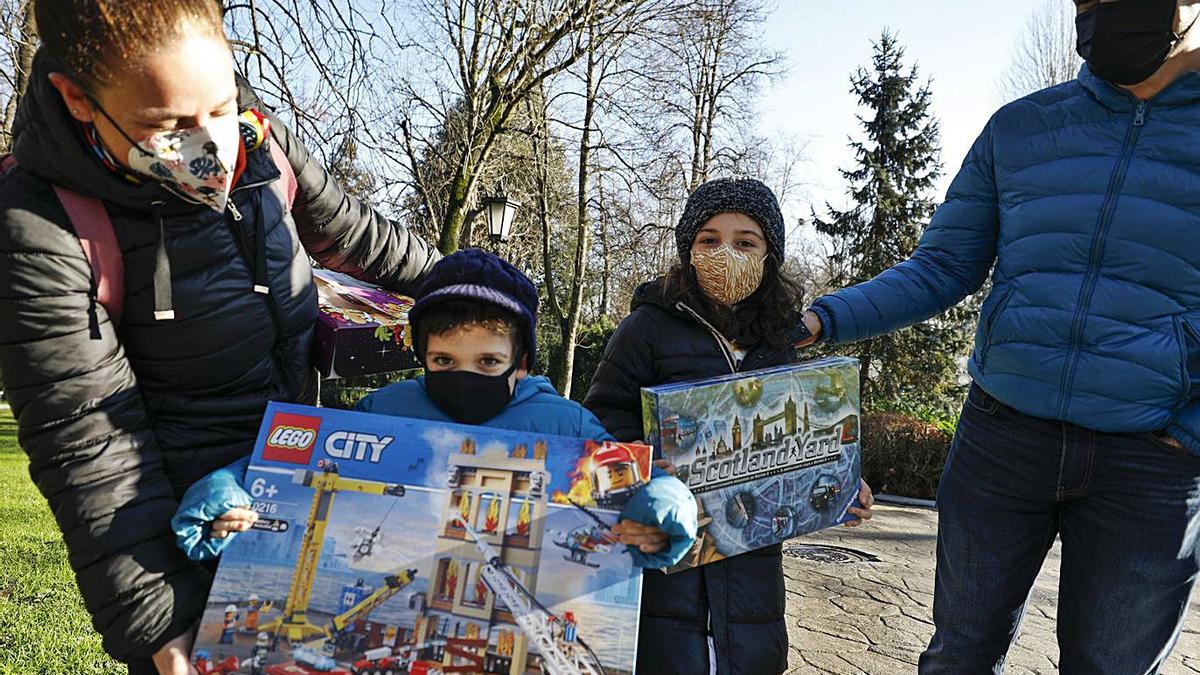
[2,154,124,326]
[268,139,297,211]
[55,186,123,325]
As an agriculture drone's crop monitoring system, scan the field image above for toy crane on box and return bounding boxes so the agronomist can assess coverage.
[260,461,407,642]
[453,516,606,675]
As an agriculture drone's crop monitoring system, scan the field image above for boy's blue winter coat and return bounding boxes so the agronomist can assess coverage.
[357,374,611,440]
[811,65,1200,452]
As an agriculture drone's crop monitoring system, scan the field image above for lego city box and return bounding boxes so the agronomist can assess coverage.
[641,357,862,573]
[313,268,419,379]
[191,402,649,675]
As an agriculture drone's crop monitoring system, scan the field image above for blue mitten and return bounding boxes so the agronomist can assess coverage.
[172,456,252,561]
[618,473,699,569]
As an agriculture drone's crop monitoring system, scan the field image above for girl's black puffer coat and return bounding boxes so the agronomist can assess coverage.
[0,51,438,663]
[584,278,807,675]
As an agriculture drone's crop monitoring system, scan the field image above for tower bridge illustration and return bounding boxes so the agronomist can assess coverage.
[711,397,808,458]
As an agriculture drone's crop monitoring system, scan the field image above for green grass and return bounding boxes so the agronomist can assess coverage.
[0,408,123,674]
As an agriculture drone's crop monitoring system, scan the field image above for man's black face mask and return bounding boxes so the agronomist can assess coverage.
[1077,0,1194,86]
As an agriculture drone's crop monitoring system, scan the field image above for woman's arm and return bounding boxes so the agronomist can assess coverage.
[0,178,208,662]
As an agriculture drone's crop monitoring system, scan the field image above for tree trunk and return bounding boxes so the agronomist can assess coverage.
[599,183,611,318]
[555,28,599,397]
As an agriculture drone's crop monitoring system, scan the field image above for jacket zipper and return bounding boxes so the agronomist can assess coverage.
[1055,99,1147,418]
[675,302,738,374]
[223,188,299,400]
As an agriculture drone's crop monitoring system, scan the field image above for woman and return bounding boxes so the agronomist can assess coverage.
[0,1,437,673]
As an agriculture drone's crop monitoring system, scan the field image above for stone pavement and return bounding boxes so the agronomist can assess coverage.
[782,504,1200,674]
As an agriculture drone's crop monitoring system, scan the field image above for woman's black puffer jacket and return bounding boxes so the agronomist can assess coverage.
[584,278,807,675]
[0,51,438,663]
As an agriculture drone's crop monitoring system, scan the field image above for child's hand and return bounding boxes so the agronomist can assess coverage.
[210,507,258,539]
[612,520,670,554]
[172,456,253,561]
[843,479,875,528]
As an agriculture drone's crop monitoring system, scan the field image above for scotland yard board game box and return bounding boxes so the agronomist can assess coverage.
[641,357,862,573]
[313,268,419,379]
[191,402,650,675]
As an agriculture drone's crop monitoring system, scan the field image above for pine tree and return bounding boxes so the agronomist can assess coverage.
[813,32,970,410]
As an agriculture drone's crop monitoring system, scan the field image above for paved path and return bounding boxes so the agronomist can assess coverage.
[783,504,1200,674]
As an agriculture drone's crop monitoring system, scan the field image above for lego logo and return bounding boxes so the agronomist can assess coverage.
[262,412,322,464]
[268,426,316,450]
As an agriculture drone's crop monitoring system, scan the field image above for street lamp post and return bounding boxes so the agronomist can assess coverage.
[481,185,521,244]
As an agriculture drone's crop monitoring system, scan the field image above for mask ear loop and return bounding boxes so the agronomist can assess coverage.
[1172,6,1200,44]
[85,94,155,159]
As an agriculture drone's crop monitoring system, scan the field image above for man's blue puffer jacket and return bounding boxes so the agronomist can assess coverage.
[810,64,1200,452]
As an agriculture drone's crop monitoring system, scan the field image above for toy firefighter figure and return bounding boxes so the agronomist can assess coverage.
[243,593,262,633]
[243,632,271,675]
[590,443,646,509]
[220,604,239,644]
[562,612,578,644]
[193,651,211,674]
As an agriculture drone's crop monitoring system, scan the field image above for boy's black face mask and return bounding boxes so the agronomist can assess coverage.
[1077,0,1193,86]
[424,358,522,425]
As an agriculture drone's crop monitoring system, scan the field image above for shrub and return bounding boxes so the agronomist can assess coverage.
[861,411,953,500]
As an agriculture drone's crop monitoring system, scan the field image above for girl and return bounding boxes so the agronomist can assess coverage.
[585,177,874,675]
[0,1,437,673]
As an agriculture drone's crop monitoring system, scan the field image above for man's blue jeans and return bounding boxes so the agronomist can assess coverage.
[919,385,1200,674]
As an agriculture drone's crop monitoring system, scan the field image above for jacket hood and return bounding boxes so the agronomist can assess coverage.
[630,277,677,314]
[511,374,561,404]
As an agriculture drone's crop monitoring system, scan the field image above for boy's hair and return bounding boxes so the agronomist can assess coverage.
[407,249,541,367]
[662,254,806,350]
[414,299,525,360]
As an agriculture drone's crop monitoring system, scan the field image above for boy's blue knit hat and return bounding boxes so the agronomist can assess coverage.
[409,249,540,367]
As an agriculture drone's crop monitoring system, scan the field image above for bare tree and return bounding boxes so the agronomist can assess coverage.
[646,0,785,191]
[224,0,397,178]
[0,0,35,151]
[998,0,1081,101]
[397,0,658,254]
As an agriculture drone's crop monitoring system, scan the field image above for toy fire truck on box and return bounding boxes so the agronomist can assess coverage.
[641,357,863,573]
[191,403,647,675]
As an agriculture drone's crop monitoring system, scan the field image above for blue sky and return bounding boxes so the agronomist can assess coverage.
[759,0,1057,225]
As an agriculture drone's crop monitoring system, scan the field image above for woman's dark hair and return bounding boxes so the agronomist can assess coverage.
[661,254,806,350]
[35,0,225,92]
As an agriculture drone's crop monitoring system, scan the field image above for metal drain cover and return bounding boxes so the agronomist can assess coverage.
[782,544,880,564]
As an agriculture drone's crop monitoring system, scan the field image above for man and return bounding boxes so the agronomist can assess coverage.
[801,1,1200,672]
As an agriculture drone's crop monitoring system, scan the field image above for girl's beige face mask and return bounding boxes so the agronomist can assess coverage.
[691,244,766,306]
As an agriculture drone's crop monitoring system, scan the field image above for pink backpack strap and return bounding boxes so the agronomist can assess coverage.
[56,187,123,325]
[268,140,297,211]
[3,154,123,326]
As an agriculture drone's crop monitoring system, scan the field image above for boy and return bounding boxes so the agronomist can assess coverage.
[173,249,697,568]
